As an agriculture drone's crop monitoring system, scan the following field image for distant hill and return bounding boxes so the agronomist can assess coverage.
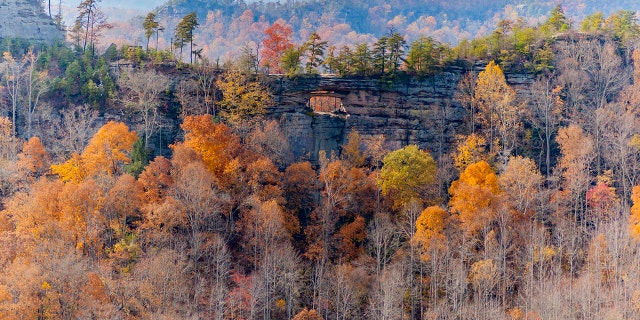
[102,0,640,61]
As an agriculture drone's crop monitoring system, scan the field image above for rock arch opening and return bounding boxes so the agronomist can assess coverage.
[309,91,345,113]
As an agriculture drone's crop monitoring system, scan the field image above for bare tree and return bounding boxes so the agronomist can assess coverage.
[206,234,230,320]
[556,38,628,115]
[367,212,401,278]
[22,50,49,139]
[531,74,564,178]
[368,262,406,320]
[118,69,170,147]
[171,161,229,313]
[455,71,478,133]
[176,78,201,117]
[2,52,24,136]
[74,0,112,53]
[57,105,99,156]
[194,62,218,115]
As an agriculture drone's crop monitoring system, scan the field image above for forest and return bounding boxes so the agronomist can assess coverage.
[101,0,640,61]
[3,1,640,319]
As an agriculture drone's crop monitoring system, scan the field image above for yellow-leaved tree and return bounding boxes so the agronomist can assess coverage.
[378,144,438,208]
[52,121,137,183]
[216,67,273,125]
[474,60,521,158]
[453,133,491,171]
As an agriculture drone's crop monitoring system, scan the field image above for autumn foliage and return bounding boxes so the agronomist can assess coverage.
[7,12,640,319]
[261,21,294,74]
[51,121,137,183]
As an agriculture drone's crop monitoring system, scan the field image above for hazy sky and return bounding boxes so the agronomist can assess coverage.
[66,0,166,11]
[61,0,280,23]
[61,0,166,23]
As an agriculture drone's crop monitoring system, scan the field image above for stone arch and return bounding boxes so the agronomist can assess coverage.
[308,90,346,113]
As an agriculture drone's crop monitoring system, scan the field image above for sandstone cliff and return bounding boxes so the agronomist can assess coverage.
[268,64,534,163]
[0,0,62,42]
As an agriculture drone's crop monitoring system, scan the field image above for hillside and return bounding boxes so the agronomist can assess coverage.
[5,1,640,319]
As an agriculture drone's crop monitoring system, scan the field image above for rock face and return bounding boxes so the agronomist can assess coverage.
[268,64,534,163]
[0,0,62,42]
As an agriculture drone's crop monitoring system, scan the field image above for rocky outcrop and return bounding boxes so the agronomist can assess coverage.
[268,64,534,163]
[0,0,62,42]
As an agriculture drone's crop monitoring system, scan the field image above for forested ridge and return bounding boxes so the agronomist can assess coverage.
[102,0,640,61]
[3,2,640,319]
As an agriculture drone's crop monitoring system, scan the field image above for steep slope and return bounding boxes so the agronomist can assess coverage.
[0,0,62,42]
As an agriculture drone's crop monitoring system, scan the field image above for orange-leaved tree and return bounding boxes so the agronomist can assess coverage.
[179,114,241,179]
[412,205,448,261]
[630,185,640,239]
[17,136,50,178]
[261,20,294,74]
[51,121,137,183]
[449,160,500,234]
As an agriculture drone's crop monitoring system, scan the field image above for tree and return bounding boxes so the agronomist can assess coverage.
[2,52,23,136]
[581,12,604,33]
[413,206,447,261]
[367,212,401,277]
[174,12,199,63]
[246,120,293,167]
[138,155,173,204]
[453,133,491,171]
[604,10,640,44]
[59,179,106,256]
[51,121,137,183]
[103,173,143,235]
[540,5,570,36]
[378,145,437,208]
[17,136,50,179]
[499,156,543,217]
[261,21,294,74]
[194,62,218,115]
[124,138,150,178]
[171,161,228,309]
[474,60,521,159]
[293,308,322,320]
[556,38,626,114]
[280,47,302,77]
[341,131,366,168]
[180,114,241,179]
[531,75,564,178]
[348,43,376,76]
[216,68,273,125]
[449,161,500,234]
[555,125,594,217]
[143,12,161,52]
[455,71,478,133]
[74,0,112,53]
[303,32,327,74]
[373,31,405,75]
[406,36,447,77]
[630,185,640,239]
[118,69,170,147]
[21,49,49,139]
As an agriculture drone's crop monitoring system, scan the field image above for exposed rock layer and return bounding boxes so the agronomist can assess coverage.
[268,64,534,163]
[0,0,62,42]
